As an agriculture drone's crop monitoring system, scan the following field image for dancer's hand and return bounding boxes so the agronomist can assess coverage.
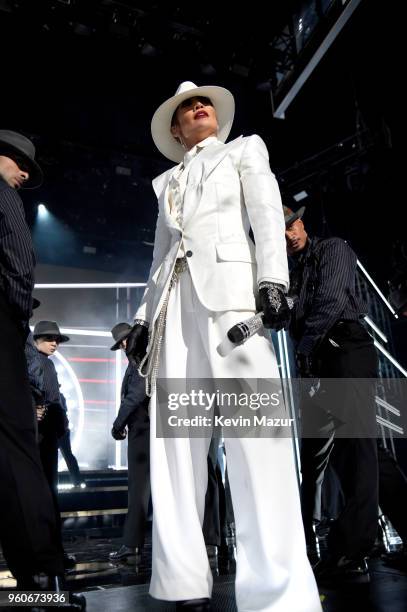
[111,427,127,441]
[125,322,149,366]
[36,405,47,421]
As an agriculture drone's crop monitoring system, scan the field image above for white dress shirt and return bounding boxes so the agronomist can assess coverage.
[168,135,219,232]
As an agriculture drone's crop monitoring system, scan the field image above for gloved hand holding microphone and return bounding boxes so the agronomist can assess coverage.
[227,282,294,345]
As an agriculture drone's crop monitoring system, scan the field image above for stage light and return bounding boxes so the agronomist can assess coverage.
[58,483,74,491]
[357,260,398,316]
[35,282,145,289]
[373,339,407,377]
[38,203,48,217]
[115,348,125,470]
[293,191,308,202]
[364,315,388,343]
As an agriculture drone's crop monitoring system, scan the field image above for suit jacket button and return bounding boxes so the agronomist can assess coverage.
[186,250,193,257]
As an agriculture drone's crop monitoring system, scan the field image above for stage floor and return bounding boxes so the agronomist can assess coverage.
[71,562,407,612]
[1,530,407,610]
[71,563,407,612]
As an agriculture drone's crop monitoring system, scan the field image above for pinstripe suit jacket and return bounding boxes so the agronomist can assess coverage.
[0,178,35,321]
[289,236,366,356]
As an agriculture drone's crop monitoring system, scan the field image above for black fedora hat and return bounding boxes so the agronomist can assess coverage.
[0,130,43,188]
[33,321,70,343]
[283,205,305,228]
[110,322,132,351]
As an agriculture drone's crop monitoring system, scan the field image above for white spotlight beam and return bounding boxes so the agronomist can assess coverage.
[30,326,111,338]
[60,328,111,338]
[375,396,401,418]
[278,329,302,486]
[35,283,146,289]
[376,415,404,435]
[115,349,124,470]
[374,339,407,377]
[364,316,388,343]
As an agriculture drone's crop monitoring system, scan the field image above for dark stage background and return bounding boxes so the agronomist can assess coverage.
[0,0,405,461]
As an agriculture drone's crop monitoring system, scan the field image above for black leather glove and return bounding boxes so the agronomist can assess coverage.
[258,283,291,330]
[296,353,314,378]
[30,384,45,406]
[111,427,127,441]
[125,322,149,367]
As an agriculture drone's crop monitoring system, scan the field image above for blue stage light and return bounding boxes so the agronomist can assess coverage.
[38,203,48,217]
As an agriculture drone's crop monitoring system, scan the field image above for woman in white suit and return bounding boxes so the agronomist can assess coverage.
[127,81,321,612]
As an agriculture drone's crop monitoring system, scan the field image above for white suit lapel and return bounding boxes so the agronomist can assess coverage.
[202,135,243,182]
[152,165,182,231]
[183,136,243,226]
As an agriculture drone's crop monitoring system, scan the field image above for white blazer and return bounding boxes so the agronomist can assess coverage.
[135,134,289,326]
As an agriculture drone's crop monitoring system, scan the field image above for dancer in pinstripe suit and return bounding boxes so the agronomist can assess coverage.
[284,205,379,582]
[0,130,85,609]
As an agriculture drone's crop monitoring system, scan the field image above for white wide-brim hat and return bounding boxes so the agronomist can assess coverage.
[151,81,235,163]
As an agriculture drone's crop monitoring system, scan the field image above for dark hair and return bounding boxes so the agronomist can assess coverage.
[171,109,178,128]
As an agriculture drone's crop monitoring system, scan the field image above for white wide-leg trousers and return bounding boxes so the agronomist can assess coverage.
[149,270,321,612]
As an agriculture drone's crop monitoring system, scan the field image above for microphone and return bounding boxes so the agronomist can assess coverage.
[227,297,295,345]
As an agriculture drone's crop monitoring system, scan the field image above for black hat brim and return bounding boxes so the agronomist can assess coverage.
[0,142,43,189]
[110,329,132,351]
[285,206,305,228]
[33,333,70,343]
[58,335,70,343]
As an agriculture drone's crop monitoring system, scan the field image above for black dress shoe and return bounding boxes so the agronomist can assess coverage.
[314,555,369,583]
[109,545,141,561]
[64,552,77,569]
[175,598,210,611]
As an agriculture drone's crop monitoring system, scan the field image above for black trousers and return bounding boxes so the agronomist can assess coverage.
[59,429,81,485]
[123,416,150,548]
[203,438,221,546]
[38,419,64,554]
[300,321,379,558]
[0,292,63,577]
[203,438,235,547]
